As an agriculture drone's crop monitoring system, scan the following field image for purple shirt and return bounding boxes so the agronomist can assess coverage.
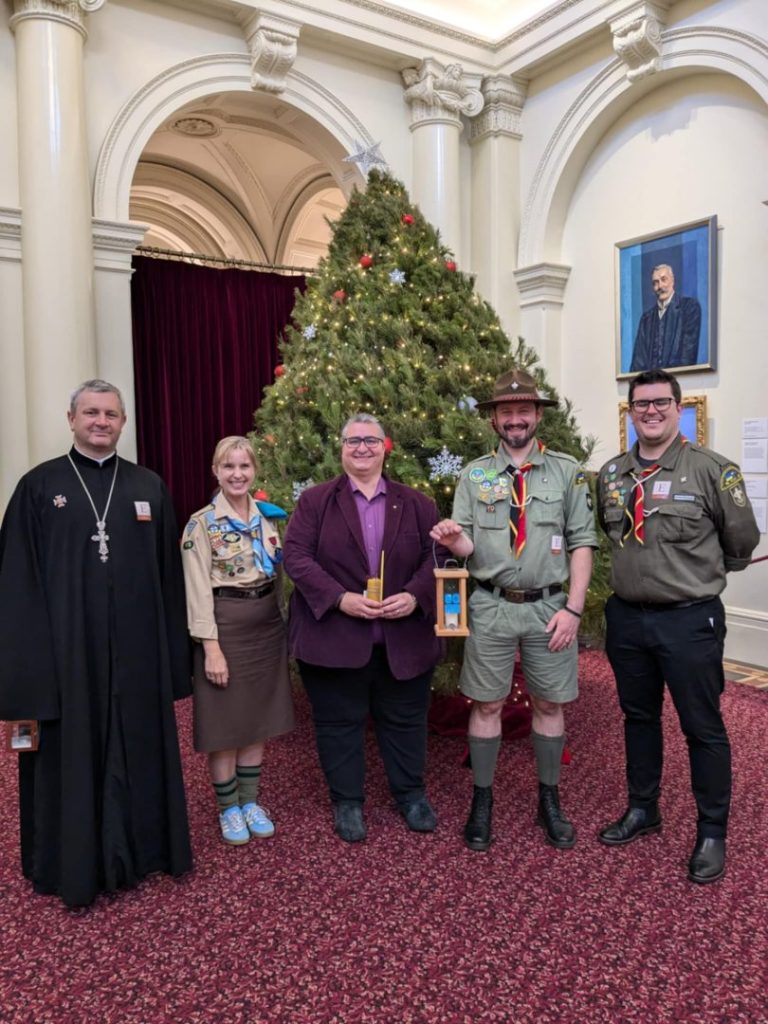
[349,476,387,643]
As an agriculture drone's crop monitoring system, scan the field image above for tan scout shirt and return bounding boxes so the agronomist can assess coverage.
[598,433,759,603]
[180,492,282,640]
[452,443,597,591]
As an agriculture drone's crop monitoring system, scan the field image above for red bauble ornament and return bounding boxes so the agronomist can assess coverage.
[445,260,457,272]
[332,289,347,303]
[359,254,374,269]
[402,214,414,225]
[252,489,269,500]
[295,385,309,395]
[274,364,286,377]
[264,434,276,445]
[383,436,394,453]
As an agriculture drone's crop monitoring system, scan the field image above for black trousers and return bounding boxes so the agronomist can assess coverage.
[605,595,730,838]
[298,647,433,807]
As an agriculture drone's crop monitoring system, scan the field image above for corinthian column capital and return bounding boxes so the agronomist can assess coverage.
[10,0,106,37]
[402,58,484,129]
[239,11,301,94]
[470,75,528,143]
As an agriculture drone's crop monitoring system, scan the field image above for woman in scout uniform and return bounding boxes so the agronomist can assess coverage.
[181,436,294,845]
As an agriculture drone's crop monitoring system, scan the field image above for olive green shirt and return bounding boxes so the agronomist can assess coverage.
[452,443,597,590]
[598,433,759,603]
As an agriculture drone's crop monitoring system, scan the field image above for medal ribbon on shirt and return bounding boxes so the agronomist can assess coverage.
[622,464,661,545]
[508,440,545,558]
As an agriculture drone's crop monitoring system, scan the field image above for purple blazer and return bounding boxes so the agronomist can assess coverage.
[283,474,445,680]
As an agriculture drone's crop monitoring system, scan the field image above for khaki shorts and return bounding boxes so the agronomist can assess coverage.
[459,587,578,704]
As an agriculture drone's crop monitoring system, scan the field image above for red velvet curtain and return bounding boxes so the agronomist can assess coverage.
[131,256,305,527]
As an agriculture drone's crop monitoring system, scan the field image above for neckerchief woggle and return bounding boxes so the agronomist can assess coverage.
[506,439,545,558]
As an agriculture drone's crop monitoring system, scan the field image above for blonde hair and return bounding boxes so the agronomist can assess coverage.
[211,436,258,471]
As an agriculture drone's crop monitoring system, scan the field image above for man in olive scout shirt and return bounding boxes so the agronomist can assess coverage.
[597,368,759,885]
[431,369,596,853]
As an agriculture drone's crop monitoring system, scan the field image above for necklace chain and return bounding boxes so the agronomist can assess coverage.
[67,454,119,563]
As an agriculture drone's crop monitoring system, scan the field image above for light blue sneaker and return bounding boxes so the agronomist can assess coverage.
[241,803,275,838]
[219,805,250,845]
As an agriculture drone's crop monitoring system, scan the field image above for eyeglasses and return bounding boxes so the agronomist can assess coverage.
[629,397,675,412]
[341,436,385,449]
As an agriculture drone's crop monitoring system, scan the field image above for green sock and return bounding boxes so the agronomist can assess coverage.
[213,776,239,812]
[532,731,565,787]
[236,764,262,806]
[468,734,501,788]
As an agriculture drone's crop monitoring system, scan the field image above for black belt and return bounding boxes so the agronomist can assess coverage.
[212,582,275,600]
[616,595,714,611]
[477,580,563,604]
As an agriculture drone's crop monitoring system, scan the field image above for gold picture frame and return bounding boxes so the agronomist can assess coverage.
[619,395,707,450]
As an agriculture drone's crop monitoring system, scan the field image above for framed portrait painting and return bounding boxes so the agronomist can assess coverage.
[615,216,717,378]
[619,395,707,451]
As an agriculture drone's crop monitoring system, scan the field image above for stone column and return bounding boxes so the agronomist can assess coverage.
[402,59,483,263]
[513,263,571,391]
[0,207,27,507]
[92,219,149,462]
[469,75,527,341]
[10,0,103,463]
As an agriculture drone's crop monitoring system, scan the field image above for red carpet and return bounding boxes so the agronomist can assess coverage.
[1,651,766,1023]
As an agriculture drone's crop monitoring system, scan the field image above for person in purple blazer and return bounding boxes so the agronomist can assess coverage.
[283,413,444,843]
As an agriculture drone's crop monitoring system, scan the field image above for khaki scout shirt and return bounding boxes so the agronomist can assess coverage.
[598,433,759,603]
[452,443,597,591]
[180,492,281,639]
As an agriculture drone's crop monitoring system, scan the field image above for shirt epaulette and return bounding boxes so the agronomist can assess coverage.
[685,444,731,469]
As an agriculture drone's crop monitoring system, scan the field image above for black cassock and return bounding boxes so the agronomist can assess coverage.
[0,448,193,907]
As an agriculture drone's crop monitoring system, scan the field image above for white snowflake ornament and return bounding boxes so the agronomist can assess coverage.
[292,479,314,502]
[302,324,317,340]
[428,447,464,481]
[389,269,406,285]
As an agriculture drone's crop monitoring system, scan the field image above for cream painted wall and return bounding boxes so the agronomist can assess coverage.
[560,72,768,661]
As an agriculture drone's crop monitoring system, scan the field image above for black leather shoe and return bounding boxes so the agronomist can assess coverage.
[464,785,493,851]
[688,837,726,884]
[400,796,437,833]
[333,801,367,843]
[598,807,662,846]
[537,784,575,849]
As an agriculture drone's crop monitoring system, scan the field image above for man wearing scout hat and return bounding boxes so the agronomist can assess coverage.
[431,368,596,852]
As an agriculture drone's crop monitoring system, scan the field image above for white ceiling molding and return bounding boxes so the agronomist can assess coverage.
[609,1,671,83]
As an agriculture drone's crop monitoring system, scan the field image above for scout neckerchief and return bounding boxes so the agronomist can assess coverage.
[621,436,688,545]
[206,508,278,576]
[67,453,119,563]
[508,440,545,558]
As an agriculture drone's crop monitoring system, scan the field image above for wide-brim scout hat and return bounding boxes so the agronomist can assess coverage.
[477,368,559,410]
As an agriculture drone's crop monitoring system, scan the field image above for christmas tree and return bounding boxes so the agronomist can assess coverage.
[250,169,609,679]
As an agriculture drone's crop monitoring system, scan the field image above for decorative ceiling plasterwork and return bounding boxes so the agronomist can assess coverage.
[240,11,302,93]
[610,1,671,82]
[402,59,484,129]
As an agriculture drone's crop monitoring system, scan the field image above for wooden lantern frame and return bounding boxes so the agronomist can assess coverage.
[433,566,470,637]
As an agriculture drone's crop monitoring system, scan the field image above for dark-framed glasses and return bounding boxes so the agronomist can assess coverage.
[630,397,675,412]
[341,435,385,449]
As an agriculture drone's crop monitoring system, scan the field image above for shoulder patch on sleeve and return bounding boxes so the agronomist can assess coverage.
[720,465,744,491]
[574,469,587,486]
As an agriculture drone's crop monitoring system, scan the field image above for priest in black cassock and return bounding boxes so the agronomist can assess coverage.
[0,379,193,908]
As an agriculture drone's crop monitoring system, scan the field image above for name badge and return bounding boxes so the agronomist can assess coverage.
[551,535,563,554]
[135,501,152,521]
[652,481,671,500]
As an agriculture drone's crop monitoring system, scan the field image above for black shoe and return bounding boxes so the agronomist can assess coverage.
[399,796,437,833]
[464,785,493,851]
[333,801,367,843]
[598,807,662,846]
[688,837,726,884]
[536,784,576,849]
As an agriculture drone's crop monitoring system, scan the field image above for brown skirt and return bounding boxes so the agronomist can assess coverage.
[192,590,294,753]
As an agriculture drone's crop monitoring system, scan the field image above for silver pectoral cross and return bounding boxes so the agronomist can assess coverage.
[92,520,110,562]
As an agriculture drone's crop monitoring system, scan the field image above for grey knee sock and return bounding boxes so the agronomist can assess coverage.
[532,731,565,787]
[468,734,501,788]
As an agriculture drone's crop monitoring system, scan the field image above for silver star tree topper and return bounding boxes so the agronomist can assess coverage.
[343,141,388,176]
